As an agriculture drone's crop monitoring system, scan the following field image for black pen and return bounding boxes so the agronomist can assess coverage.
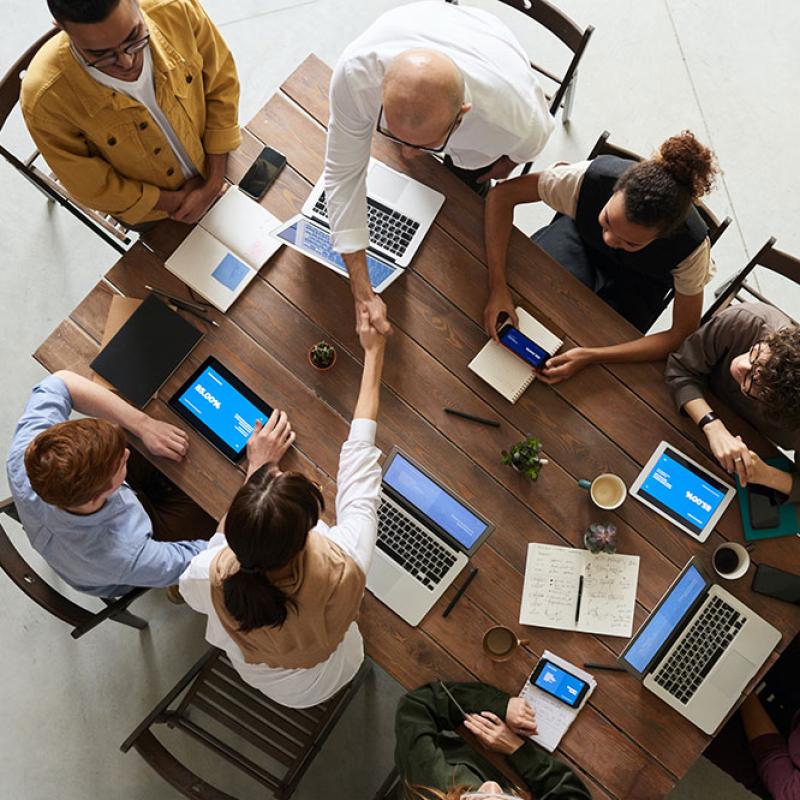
[442,567,479,617]
[145,285,220,328]
[583,662,627,672]
[574,574,584,625]
[444,407,500,428]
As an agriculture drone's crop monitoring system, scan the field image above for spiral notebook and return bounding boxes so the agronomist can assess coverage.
[468,307,562,403]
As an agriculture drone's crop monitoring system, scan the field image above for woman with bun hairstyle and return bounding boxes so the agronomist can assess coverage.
[179,309,385,708]
[483,131,719,382]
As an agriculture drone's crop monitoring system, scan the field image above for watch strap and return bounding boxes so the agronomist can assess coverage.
[698,411,719,430]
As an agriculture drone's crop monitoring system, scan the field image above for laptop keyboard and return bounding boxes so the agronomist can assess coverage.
[653,595,746,705]
[312,192,420,259]
[376,500,457,591]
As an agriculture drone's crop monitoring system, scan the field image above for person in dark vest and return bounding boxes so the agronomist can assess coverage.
[483,131,719,383]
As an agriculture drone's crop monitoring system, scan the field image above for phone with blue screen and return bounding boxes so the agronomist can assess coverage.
[530,659,590,708]
[497,320,551,369]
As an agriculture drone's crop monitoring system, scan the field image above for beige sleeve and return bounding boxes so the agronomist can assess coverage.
[537,160,591,218]
[671,238,715,295]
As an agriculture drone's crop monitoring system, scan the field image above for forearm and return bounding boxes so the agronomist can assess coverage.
[343,250,374,302]
[757,465,794,496]
[742,693,780,741]
[683,396,714,424]
[353,349,385,421]
[203,152,227,192]
[582,328,688,367]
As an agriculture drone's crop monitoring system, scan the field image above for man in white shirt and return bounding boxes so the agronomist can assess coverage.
[325,1,554,334]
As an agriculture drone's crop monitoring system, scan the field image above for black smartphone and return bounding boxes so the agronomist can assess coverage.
[751,563,800,605]
[529,658,590,708]
[748,485,782,529]
[238,146,286,201]
[496,320,551,369]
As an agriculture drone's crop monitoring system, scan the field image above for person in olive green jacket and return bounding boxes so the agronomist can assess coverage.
[22,0,241,226]
[395,682,591,800]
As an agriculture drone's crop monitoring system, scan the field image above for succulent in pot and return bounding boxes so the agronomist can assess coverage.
[308,341,337,371]
[584,521,618,554]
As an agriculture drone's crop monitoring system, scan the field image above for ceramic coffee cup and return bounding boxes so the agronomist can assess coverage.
[712,542,750,580]
[482,625,527,662]
[578,474,627,510]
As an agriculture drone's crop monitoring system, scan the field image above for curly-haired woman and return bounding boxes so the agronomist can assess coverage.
[665,302,800,498]
[483,131,719,382]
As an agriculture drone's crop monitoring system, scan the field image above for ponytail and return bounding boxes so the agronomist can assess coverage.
[222,570,295,631]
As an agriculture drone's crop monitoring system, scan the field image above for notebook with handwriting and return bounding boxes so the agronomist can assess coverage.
[468,307,562,403]
[520,543,639,637]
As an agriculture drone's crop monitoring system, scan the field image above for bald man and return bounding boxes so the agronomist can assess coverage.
[325,1,553,334]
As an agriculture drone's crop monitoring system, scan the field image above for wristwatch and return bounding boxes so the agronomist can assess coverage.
[697,411,719,430]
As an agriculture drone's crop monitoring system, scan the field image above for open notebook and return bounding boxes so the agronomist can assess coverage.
[165,188,282,312]
[468,307,562,403]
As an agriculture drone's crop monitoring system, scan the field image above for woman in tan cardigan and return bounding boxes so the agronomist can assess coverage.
[180,309,385,707]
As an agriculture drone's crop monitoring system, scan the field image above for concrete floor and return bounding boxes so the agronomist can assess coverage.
[2,0,799,797]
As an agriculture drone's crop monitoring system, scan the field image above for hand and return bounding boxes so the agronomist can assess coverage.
[744,450,768,487]
[538,348,594,384]
[476,156,517,185]
[464,711,524,755]
[356,304,386,355]
[505,697,537,737]
[356,295,392,336]
[484,287,518,341]
[705,421,752,483]
[171,178,223,224]
[139,417,189,462]
[246,410,295,474]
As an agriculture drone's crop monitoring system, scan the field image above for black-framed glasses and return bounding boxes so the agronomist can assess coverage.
[743,341,764,397]
[81,29,150,69]
[375,104,462,154]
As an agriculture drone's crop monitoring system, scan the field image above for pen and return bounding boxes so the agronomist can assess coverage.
[145,285,208,312]
[442,567,478,617]
[574,574,584,624]
[444,408,500,428]
[583,662,627,672]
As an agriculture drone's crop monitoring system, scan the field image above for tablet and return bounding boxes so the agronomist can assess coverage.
[168,356,272,463]
[630,441,735,542]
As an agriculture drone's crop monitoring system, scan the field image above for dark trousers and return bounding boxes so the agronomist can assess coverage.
[125,449,217,543]
[443,155,498,198]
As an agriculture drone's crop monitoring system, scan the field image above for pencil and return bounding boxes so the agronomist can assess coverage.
[583,662,627,672]
[444,408,500,428]
[442,567,479,617]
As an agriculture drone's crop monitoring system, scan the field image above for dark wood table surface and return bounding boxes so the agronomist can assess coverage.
[34,55,800,799]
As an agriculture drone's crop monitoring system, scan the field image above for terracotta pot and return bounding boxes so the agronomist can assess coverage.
[308,345,336,371]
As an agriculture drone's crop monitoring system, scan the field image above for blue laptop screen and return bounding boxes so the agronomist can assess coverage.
[383,454,489,550]
[275,219,397,289]
[622,564,707,674]
[637,447,728,534]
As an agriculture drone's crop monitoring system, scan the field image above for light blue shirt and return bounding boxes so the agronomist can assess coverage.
[5,376,208,597]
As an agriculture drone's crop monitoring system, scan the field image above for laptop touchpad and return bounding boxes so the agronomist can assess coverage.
[714,651,755,696]
[368,164,408,204]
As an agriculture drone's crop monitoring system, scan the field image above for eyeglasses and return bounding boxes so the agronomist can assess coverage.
[375,104,462,154]
[80,28,150,69]
[743,341,765,397]
[460,793,521,800]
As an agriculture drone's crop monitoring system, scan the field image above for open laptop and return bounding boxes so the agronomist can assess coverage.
[367,448,494,627]
[619,558,781,734]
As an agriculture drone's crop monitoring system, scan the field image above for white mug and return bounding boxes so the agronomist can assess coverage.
[578,473,627,510]
[712,542,750,580]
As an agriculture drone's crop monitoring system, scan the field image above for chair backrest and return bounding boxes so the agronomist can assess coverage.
[702,237,800,324]
[588,130,732,248]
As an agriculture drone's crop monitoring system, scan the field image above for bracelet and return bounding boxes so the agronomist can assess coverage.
[697,411,719,430]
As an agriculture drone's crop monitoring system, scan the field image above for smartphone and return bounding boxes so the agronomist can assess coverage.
[497,321,551,369]
[751,563,800,605]
[238,146,286,201]
[529,659,590,708]
[748,485,782,529]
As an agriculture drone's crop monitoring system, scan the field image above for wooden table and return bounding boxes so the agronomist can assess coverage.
[35,55,800,799]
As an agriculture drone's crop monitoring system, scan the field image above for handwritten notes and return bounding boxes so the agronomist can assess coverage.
[520,543,639,637]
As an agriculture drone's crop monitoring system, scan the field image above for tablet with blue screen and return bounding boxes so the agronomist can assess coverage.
[169,356,273,463]
[630,441,735,542]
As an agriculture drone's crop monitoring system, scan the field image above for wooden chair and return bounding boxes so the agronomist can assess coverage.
[121,648,371,799]
[588,130,732,248]
[372,767,401,800]
[0,498,148,639]
[702,237,800,324]
[446,0,594,127]
[0,29,132,254]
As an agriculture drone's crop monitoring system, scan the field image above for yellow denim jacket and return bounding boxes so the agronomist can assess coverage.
[21,0,241,224]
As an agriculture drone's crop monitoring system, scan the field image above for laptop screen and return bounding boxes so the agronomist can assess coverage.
[383,454,490,550]
[621,563,708,676]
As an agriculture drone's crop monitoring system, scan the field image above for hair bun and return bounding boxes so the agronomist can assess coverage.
[658,131,718,199]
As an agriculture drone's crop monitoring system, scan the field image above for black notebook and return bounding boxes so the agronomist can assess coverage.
[90,294,204,408]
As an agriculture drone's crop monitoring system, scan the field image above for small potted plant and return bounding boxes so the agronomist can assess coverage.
[308,340,337,371]
[584,522,618,554]
[501,435,547,481]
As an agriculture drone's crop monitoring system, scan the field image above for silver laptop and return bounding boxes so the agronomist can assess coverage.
[301,157,445,268]
[619,558,780,734]
[367,448,494,627]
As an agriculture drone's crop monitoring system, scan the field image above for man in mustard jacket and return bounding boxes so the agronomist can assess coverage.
[22,0,241,226]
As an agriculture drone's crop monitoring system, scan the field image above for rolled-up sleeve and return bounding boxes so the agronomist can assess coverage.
[537,161,589,218]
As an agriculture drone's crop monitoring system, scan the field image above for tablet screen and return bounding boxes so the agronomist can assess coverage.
[637,447,729,536]
[169,357,272,462]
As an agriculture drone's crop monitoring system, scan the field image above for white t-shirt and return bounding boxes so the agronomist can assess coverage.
[87,47,196,180]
